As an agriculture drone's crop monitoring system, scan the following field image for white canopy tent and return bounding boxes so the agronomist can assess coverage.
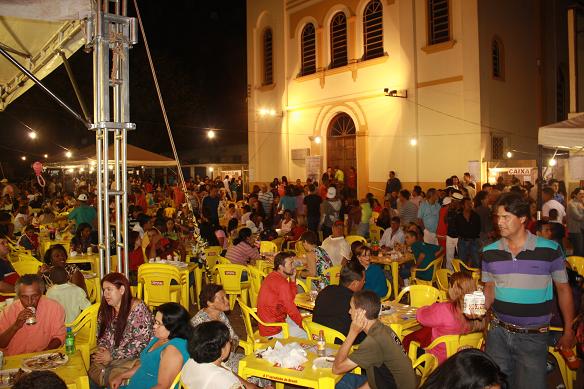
[538,114,584,150]
[0,0,91,110]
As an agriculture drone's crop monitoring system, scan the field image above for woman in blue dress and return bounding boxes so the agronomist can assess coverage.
[110,302,191,389]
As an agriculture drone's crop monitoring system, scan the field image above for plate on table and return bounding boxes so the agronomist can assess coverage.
[82,271,97,279]
[22,352,68,370]
[312,357,334,369]
[167,261,188,268]
[0,368,30,388]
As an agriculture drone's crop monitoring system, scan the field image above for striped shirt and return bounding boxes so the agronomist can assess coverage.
[225,241,260,265]
[481,231,568,327]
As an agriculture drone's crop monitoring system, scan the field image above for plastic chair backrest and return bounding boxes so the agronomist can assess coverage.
[452,259,479,273]
[67,303,99,347]
[256,260,273,275]
[17,252,39,262]
[435,269,452,292]
[381,278,392,301]
[12,260,43,276]
[294,240,306,256]
[324,265,342,285]
[371,211,380,223]
[259,241,277,253]
[237,298,289,348]
[215,264,247,293]
[302,316,346,344]
[345,235,367,246]
[396,285,441,307]
[426,332,484,358]
[412,256,443,284]
[246,266,266,308]
[567,256,584,278]
[137,264,181,307]
[369,226,384,242]
[204,246,223,269]
[412,353,438,385]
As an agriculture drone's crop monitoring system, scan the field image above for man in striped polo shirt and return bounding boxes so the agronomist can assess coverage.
[482,193,575,389]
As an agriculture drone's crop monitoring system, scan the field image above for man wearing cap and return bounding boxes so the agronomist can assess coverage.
[322,220,352,266]
[445,191,463,270]
[320,187,342,239]
[67,194,97,229]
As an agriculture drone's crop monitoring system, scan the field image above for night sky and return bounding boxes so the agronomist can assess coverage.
[0,0,247,178]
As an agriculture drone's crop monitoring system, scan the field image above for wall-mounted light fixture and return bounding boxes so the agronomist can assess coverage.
[308,135,322,144]
[258,107,283,117]
[383,88,408,99]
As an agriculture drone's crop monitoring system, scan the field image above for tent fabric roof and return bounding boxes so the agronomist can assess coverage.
[538,114,584,150]
[47,144,177,168]
[0,0,91,110]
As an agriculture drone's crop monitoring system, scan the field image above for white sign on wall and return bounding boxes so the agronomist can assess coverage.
[306,156,321,182]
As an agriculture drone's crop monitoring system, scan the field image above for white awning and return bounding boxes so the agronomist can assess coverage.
[538,114,584,150]
[0,0,91,110]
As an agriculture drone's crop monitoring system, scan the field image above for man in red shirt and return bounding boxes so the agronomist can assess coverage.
[256,252,306,338]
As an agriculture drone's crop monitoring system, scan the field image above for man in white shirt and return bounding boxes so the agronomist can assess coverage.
[380,216,405,249]
[542,187,566,222]
[321,221,351,266]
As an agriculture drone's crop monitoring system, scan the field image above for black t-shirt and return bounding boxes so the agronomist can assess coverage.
[0,259,15,281]
[313,285,365,344]
[304,194,322,218]
[455,211,481,239]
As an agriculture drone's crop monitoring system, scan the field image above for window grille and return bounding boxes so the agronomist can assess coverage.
[300,23,316,76]
[363,0,384,60]
[492,38,504,80]
[428,0,450,45]
[263,28,273,85]
[492,136,504,160]
[330,12,348,69]
[329,113,356,137]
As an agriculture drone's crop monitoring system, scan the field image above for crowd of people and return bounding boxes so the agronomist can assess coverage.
[0,168,583,388]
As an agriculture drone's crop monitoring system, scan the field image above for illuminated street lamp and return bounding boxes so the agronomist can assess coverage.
[43,154,48,158]
[65,151,72,158]
[548,158,557,167]
[207,130,216,139]
[21,156,26,161]
[28,132,37,139]
[410,138,418,146]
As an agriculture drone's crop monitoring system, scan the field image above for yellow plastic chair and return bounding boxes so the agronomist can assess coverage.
[296,278,309,293]
[306,265,342,290]
[395,285,441,308]
[215,264,250,310]
[369,225,384,242]
[169,372,186,389]
[66,303,99,368]
[371,211,380,223]
[412,353,438,385]
[246,266,266,308]
[237,298,289,355]
[204,246,223,268]
[294,240,306,256]
[567,256,584,278]
[408,332,484,363]
[435,268,452,293]
[381,278,393,302]
[345,235,367,246]
[411,256,443,286]
[83,274,101,303]
[452,258,479,274]
[548,326,578,389]
[259,240,277,253]
[137,264,182,310]
[16,252,39,262]
[12,259,43,276]
[302,316,346,344]
[256,260,274,275]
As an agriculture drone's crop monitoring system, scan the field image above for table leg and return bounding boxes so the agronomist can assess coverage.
[318,376,336,389]
[392,262,399,299]
[181,276,189,309]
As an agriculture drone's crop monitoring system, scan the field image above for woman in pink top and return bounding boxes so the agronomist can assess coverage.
[415,272,485,363]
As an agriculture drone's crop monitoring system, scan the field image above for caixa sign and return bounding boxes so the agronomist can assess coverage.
[508,168,532,175]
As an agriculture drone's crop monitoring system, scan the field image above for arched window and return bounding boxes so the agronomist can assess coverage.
[330,12,348,69]
[263,28,273,85]
[300,23,316,76]
[427,0,450,45]
[329,112,356,137]
[363,0,383,60]
[491,37,504,80]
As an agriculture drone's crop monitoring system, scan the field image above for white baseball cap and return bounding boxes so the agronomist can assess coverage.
[326,187,337,199]
[442,196,452,205]
[77,194,88,201]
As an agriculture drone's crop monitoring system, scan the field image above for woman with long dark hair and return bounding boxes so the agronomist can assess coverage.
[70,222,96,254]
[110,302,190,389]
[90,273,153,387]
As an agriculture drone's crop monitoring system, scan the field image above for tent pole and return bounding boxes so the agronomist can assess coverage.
[59,51,91,123]
[0,47,90,128]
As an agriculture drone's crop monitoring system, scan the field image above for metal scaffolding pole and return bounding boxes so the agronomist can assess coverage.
[88,0,137,278]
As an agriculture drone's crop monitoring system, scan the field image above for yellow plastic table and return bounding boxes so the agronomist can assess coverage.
[294,292,316,311]
[238,337,342,389]
[371,252,414,299]
[4,349,89,389]
[378,301,419,333]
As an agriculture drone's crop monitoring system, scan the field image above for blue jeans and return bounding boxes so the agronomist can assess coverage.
[457,238,480,268]
[335,373,367,389]
[485,324,548,389]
